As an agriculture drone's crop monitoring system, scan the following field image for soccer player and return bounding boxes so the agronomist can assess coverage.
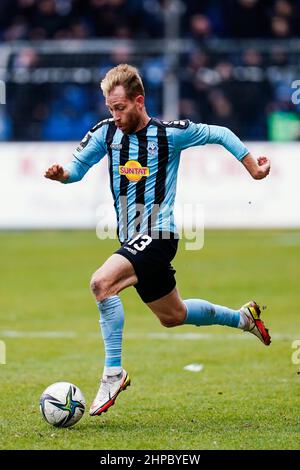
[45,64,271,417]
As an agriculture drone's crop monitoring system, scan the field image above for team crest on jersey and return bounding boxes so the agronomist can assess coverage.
[147,141,158,156]
[119,160,150,182]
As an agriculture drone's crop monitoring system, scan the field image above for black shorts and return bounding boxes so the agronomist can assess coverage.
[115,233,178,303]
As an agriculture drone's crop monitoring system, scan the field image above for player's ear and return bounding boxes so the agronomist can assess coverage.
[135,94,145,109]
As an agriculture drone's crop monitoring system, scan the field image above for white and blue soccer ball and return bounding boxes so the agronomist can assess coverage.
[40,382,85,428]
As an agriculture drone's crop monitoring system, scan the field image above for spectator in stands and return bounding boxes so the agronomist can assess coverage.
[0,0,16,39]
[273,0,300,35]
[236,48,272,139]
[30,0,66,39]
[179,98,202,123]
[271,15,292,38]
[3,16,28,41]
[207,89,240,135]
[9,48,48,140]
[1,0,300,141]
[1,0,300,42]
[225,0,270,38]
[189,14,213,40]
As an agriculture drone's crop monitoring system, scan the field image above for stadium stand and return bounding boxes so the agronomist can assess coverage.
[0,0,300,141]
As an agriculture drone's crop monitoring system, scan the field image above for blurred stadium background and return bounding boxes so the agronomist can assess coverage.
[1,0,300,451]
[1,0,300,141]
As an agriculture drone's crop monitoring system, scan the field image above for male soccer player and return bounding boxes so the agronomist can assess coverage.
[45,64,271,417]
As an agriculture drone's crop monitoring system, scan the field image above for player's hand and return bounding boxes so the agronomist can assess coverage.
[256,156,271,179]
[242,154,271,180]
[44,164,69,182]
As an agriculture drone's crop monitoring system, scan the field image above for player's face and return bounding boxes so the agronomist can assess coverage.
[106,85,144,134]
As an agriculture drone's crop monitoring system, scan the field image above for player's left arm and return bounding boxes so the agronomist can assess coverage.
[207,125,271,180]
[240,154,270,180]
[173,121,270,180]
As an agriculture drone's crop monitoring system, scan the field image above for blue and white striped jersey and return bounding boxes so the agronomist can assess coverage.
[64,118,249,242]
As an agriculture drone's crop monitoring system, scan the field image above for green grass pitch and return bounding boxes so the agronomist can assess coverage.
[0,229,299,450]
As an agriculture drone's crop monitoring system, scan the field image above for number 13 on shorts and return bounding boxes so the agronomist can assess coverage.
[127,234,152,251]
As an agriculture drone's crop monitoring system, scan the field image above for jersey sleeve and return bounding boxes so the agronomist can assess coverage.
[63,124,107,184]
[172,120,210,151]
[207,125,249,161]
[172,121,249,161]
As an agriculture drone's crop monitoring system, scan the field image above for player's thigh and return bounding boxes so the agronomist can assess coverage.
[146,287,186,326]
[116,235,179,304]
[90,253,138,297]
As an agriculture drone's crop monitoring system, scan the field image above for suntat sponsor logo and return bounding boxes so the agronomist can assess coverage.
[119,160,150,182]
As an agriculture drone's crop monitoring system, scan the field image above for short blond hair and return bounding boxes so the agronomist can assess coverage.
[100,64,145,100]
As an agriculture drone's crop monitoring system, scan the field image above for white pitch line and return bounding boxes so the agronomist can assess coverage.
[0,330,298,341]
[128,332,298,341]
[0,330,77,338]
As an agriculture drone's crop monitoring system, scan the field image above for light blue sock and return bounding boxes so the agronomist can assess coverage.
[183,299,240,328]
[97,296,124,375]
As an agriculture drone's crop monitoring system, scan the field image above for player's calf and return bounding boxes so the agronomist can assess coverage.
[148,302,187,328]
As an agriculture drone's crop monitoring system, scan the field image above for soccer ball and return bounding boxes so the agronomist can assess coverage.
[40,382,85,428]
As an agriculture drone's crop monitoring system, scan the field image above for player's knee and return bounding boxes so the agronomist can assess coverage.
[90,274,110,301]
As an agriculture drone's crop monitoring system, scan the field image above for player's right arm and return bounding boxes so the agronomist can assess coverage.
[44,122,108,183]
